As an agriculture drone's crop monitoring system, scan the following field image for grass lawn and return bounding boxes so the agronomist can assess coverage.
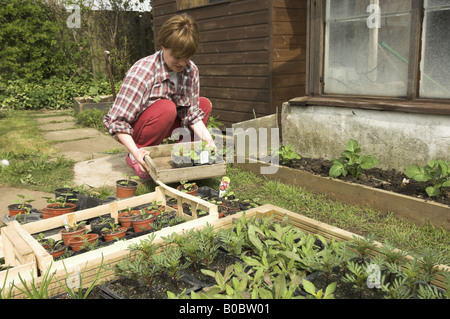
[1,109,449,263]
[0,110,75,192]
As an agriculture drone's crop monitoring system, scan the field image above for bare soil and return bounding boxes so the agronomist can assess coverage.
[287,157,450,206]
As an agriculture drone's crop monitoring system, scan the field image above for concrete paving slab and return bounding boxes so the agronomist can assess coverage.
[0,186,53,226]
[53,135,127,162]
[39,121,77,131]
[35,116,75,124]
[73,152,136,188]
[42,128,103,141]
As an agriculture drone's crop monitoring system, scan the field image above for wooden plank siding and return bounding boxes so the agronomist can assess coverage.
[152,0,308,128]
[271,0,307,119]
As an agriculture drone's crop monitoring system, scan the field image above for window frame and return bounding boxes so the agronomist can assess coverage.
[303,0,450,115]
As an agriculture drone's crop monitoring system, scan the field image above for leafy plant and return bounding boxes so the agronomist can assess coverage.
[405,159,450,196]
[415,247,448,284]
[302,279,336,299]
[271,144,301,165]
[341,261,373,299]
[14,266,56,299]
[302,242,345,287]
[0,268,13,299]
[178,179,197,192]
[118,174,139,185]
[385,258,422,297]
[36,233,63,251]
[152,245,189,290]
[56,256,105,299]
[219,228,245,263]
[416,270,450,299]
[347,233,377,264]
[62,221,86,233]
[42,193,77,208]
[12,194,35,209]
[329,139,379,178]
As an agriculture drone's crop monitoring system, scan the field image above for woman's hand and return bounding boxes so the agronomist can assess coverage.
[116,133,150,172]
[132,148,150,172]
[190,121,216,149]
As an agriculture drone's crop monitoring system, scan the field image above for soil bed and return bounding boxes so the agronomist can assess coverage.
[304,269,386,299]
[96,275,198,299]
[182,248,237,286]
[287,157,450,206]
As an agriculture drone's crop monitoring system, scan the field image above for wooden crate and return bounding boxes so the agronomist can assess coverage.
[73,96,113,114]
[1,202,448,298]
[0,183,219,298]
[144,141,227,184]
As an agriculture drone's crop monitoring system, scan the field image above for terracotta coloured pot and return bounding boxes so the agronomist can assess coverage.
[218,204,228,219]
[177,184,198,197]
[41,203,77,219]
[166,197,178,209]
[68,233,99,251]
[60,225,87,246]
[50,246,66,259]
[43,242,66,259]
[102,227,128,242]
[8,204,32,218]
[118,211,141,228]
[131,216,154,233]
[116,180,138,199]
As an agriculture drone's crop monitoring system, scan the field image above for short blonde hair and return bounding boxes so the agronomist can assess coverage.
[158,13,199,59]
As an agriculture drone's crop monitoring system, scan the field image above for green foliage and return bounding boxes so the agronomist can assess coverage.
[0,74,118,110]
[14,266,56,299]
[0,151,74,191]
[56,256,105,299]
[405,159,450,197]
[0,0,123,111]
[302,279,336,299]
[329,139,379,179]
[152,245,189,289]
[0,0,89,81]
[75,108,108,132]
[271,144,301,165]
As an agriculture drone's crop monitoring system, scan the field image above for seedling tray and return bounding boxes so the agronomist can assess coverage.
[1,201,448,298]
[144,141,227,183]
[0,182,219,298]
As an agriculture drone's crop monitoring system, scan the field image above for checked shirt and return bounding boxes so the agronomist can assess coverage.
[103,50,205,137]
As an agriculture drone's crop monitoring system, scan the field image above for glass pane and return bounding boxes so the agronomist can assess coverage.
[420,2,450,99]
[324,0,412,97]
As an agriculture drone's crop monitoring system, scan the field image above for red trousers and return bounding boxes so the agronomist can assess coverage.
[132,97,212,148]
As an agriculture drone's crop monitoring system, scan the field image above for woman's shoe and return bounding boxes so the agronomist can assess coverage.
[126,154,150,179]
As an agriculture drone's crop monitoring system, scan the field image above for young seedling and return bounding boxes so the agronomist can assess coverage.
[405,159,450,197]
[347,233,377,264]
[302,279,336,299]
[270,144,301,165]
[152,245,189,290]
[329,139,379,179]
[13,194,35,209]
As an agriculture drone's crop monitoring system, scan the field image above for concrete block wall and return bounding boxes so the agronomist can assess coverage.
[281,103,450,171]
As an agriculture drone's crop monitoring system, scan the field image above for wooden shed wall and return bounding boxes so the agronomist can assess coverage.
[152,0,307,128]
[271,0,307,115]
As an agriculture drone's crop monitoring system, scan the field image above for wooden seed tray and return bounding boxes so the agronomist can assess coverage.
[144,141,227,184]
[1,202,448,298]
[0,183,218,298]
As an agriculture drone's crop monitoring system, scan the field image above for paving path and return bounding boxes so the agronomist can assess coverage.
[1,111,132,225]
